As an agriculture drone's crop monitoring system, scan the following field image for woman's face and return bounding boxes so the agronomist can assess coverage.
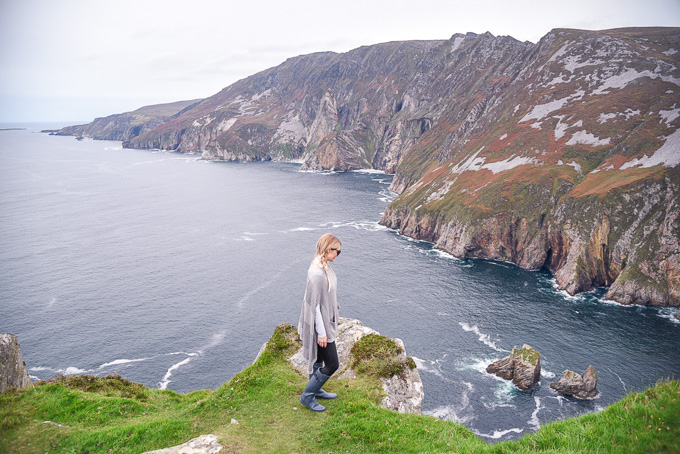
[325,246,341,262]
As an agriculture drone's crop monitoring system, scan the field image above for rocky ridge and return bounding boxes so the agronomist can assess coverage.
[56,99,203,142]
[56,27,680,306]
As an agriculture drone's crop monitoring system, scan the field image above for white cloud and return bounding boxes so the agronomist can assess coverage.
[1,0,679,121]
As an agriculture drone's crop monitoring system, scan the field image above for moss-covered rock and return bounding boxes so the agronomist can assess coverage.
[486,344,541,390]
[350,334,416,379]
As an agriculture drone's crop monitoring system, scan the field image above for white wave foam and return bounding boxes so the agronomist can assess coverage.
[378,189,398,203]
[528,397,543,430]
[34,366,90,376]
[541,369,556,379]
[493,380,517,401]
[132,159,166,166]
[474,428,524,439]
[487,261,512,269]
[289,226,318,232]
[30,366,56,372]
[351,169,386,174]
[159,357,193,390]
[459,322,508,352]
[236,267,293,308]
[298,169,338,175]
[428,249,461,261]
[46,297,57,308]
[424,398,473,424]
[411,356,446,380]
[658,309,680,324]
[607,367,627,392]
[547,395,566,406]
[547,278,586,302]
[198,330,227,354]
[290,220,388,233]
[482,399,516,410]
[457,356,497,375]
[98,358,150,369]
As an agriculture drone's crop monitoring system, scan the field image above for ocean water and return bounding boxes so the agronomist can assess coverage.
[1,124,678,441]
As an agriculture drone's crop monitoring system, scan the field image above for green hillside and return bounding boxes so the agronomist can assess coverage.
[1,324,678,453]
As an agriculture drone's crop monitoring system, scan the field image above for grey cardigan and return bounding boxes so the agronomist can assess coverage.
[298,263,339,375]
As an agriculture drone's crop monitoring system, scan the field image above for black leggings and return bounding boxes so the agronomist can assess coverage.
[315,341,339,376]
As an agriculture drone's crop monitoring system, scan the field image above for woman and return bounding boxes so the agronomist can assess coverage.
[298,233,342,412]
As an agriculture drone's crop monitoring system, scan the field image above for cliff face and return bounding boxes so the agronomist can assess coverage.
[380,28,680,307]
[59,27,680,306]
[0,334,31,393]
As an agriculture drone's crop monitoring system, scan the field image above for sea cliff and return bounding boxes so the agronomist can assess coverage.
[56,27,680,306]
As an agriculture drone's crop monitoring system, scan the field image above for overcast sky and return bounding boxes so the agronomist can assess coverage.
[1,0,679,123]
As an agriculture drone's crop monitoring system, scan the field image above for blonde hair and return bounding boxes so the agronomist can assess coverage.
[316,233,341,291]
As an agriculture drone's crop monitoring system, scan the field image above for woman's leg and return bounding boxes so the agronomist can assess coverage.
[316,341,339,377]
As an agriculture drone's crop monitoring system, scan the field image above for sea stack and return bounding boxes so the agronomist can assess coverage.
[550,365,600,399]
[0,334,32,393]
[486,344,541,390]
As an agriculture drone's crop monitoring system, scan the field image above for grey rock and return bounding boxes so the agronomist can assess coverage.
[486,344,541,390]
[0,334,31,393]
[550,365,600,399]
[141,434,223,454]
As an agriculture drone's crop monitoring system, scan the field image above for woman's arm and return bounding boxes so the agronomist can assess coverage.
[315,305,327,347]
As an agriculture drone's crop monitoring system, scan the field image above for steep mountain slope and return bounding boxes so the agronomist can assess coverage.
[380,28,680,307]
[58,27,680,306]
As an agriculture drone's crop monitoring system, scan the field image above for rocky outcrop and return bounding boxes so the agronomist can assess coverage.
[0,334,32,393]
[486,345,541,390]
[382,174,680,307]
[550,366,600,399]
[142,434,224,454]
[55,99,203,141]
[289,317,423,414]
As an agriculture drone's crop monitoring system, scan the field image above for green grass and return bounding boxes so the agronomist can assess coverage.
[1,325,679,453]
[513,345,540,367]
[350,334,416,378]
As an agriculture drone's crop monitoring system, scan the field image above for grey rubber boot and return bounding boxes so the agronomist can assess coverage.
[300,370,330,412]
[312,362,337,399]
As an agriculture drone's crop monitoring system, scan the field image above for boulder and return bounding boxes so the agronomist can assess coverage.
[141,434,223,454]
[550,365,600,399]
[0,334,31,393]
[486,344,541,390]
[288,317,423,414]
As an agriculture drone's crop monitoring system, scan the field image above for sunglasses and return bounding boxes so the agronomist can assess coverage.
[331,248,341,255]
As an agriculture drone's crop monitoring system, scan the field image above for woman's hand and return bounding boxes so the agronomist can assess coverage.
[317,336,328,348]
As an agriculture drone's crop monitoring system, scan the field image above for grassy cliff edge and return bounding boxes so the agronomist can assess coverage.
[1,324,678,453]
